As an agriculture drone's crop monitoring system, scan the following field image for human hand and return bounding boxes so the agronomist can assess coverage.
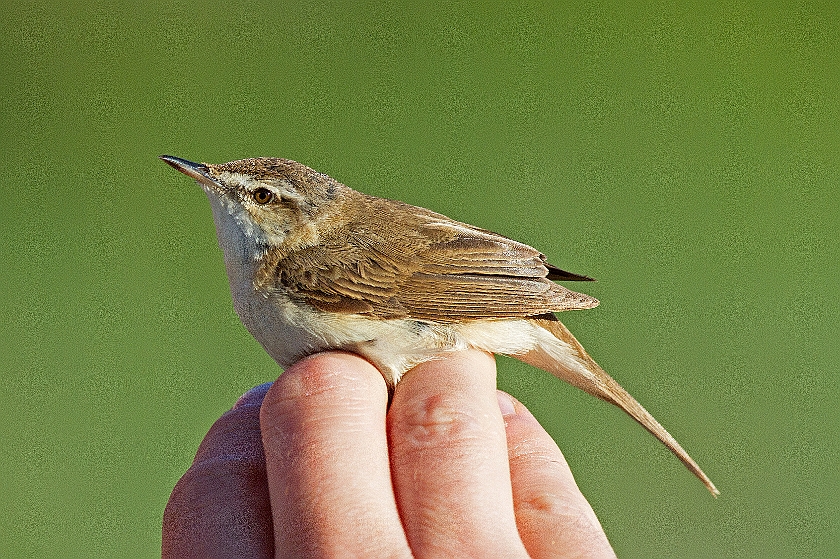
[162,350,616,558]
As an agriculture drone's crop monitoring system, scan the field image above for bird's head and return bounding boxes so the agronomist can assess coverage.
[160,155,343,253]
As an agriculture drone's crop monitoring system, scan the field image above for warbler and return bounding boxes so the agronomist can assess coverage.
[161,154,718,496]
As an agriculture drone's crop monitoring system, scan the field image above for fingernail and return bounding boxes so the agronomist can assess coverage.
[497,391,516,416]
[233,382,274,409]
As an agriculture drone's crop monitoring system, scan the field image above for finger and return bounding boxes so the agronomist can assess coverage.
[499,391,616,559]
[388,350,530,558]
[162,383,274,559]
[260,352,412,558]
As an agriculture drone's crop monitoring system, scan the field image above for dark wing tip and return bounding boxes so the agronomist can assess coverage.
[546,263,597,282]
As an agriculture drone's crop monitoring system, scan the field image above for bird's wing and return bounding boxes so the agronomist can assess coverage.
[256,197,598,321]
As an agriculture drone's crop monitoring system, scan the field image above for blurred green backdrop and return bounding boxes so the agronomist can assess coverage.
[2,1,838,557]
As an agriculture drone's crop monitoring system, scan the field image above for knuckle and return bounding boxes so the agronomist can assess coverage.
[395,393,487,451]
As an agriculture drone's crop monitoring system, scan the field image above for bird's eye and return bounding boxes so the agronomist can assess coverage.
[253,188,274,205]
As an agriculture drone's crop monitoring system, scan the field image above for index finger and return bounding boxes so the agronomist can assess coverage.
[260,352,412,558]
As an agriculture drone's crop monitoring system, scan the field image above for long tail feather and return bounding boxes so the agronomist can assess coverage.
[518,317,719,496]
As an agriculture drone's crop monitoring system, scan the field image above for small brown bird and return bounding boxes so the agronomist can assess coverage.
[160,154,718,496]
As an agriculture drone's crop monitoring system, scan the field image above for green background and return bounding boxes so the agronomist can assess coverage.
[2,1,838,557]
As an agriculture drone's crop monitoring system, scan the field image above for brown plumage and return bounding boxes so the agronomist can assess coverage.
[256,191,598,321]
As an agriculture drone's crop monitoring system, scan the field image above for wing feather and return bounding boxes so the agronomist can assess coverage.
[255,195,598,321]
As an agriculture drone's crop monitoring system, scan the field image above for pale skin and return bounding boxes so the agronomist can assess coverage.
[162,350,616,558]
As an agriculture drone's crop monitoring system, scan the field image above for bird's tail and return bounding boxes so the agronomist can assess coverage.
[516,317,719,497]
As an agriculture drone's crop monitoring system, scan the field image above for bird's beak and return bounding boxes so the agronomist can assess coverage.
[159,155,224,193]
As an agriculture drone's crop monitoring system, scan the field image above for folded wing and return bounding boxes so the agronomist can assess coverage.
[257,196,598,321]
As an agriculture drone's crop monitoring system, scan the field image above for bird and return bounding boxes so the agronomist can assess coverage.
[160,154,719,496]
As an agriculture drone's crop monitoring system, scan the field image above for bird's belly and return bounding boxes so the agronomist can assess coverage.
[233,282,548,387]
